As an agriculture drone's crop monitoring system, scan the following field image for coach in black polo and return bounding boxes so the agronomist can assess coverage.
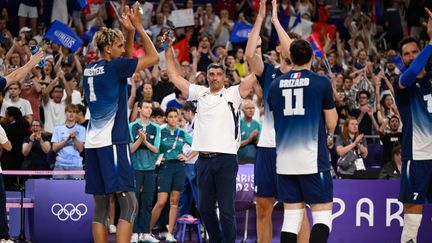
[164,40,257,242]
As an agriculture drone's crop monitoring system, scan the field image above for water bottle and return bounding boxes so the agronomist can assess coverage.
[30,45,46,68]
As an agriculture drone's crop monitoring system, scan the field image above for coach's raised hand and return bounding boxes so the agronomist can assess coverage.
[425,8,432,44]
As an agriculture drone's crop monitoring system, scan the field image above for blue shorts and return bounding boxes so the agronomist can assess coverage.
[157,160,186,193]
[278,170,333,204]
[254,147,278,198]
[85,144,135,195]
[399,159,432,204]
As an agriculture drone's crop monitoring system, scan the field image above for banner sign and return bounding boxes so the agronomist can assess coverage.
[235,165,432,242]
[26,179,93,243]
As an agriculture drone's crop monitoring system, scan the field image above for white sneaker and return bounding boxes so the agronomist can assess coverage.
[164,233,177,242]
[0,239,14,243]
[109,224,117,234]
[141,233,160,242]
[158,231,169,240]
[130,233,139,243]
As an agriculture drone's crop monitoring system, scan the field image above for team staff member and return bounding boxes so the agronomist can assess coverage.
[178,101,200,217]
[148,108,196,243]
[129,100,161,243]
[164,36,257,242]
[244,0,309,241]
[395,8,432,243]
[268,39,338,243]
[83,4,159,243]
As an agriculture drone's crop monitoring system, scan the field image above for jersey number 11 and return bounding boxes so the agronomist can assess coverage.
[283,88,305,116]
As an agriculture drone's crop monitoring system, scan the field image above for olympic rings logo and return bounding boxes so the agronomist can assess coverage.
[51,203,88,221]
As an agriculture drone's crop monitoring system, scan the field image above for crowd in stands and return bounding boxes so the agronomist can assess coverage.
[0,0,431,240]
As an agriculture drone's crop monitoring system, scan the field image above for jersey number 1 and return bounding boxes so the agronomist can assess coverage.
[88,77,97,102]
[283,88,305,116]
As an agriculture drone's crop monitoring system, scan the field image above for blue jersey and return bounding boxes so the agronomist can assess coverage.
[257,62,283,148]
[393,73,432,161]
[83,58,138,148]
[268,70,335,175]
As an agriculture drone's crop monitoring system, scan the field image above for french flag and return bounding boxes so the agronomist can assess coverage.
[290,72,301,79]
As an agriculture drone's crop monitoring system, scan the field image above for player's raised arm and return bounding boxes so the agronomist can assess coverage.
[271,0,293,61]
[398,8,432,89]
[164,37,190,98]
[245,0,266,76]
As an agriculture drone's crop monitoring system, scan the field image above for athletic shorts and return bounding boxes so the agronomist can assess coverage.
[254,147,278,198]
[18,3,38,18]
[399,159,432,204]
[157,160,186,193]
[85,144,135,195]
[278,170,333,204]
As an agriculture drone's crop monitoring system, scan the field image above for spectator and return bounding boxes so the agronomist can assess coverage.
[41,72,72,134]
[22,119,51,170]
[76,104,88,128]
[62,72,82,105]
[382,1,404,50]
[238,99,260,164]
[39,59,56,84]
[195,34,217,72]
[0,82,33,124]
[150,13,166,43]
[349,90,379,137]
[156,0,177,25]
[296,0,315,18]
[335,116,368,178]
[234,48,248,78]
[166,87,187,110]
[378,143,401,180]
[138,0,154,30]
[51,0,67,24]
[85,0,106,31]
[20,73,42,121]
[17,0,39,36]
[51,104,85,179]
[211,9,233,48]
[376,93,399,126]
[152,67,175,104]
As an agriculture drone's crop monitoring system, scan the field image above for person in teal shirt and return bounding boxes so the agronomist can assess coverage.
[129,100,161,242]
[149,107,196,242]
[238,99,261,164]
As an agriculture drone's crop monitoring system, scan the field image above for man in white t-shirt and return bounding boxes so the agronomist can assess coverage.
[0,82,33,124]
[41,75,72,134]
[164,38,257,243]
[0,124,12,242]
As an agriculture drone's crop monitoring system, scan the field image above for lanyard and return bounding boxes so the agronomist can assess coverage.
[167,128,181,153]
